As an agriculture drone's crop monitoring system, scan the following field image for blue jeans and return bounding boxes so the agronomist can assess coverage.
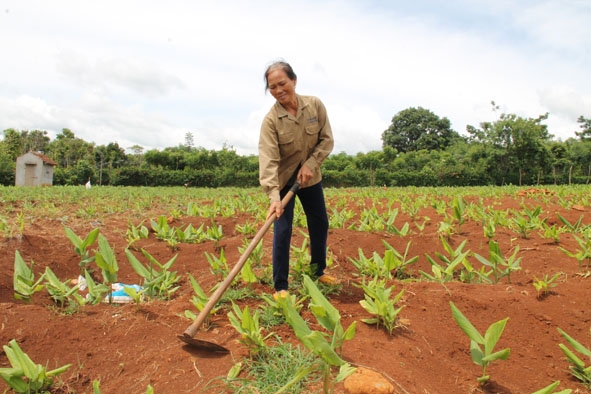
[272,182,328,291]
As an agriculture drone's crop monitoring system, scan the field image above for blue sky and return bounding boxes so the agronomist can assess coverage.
[1,1,590,155]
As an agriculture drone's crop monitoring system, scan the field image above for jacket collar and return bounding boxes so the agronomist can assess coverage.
[274,94,307,118]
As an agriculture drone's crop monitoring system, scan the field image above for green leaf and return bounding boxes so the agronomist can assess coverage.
[481,348,510,362]
[484,318,509,355]
[125,249,151,279]
[4,340,39,380]
[227,362,242,379]
[531,380,569,394]
[558,328,591,358]
[470,340,484,366]
[303,275,341,332]
[343,321,357,341]
[47,363,72,377]
[0,367,28,392]
[335,363,357,383]
[558,344,586,369]
[94,234,118,284]
[450,302,485,344]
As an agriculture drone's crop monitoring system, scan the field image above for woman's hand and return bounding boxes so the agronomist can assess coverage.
[297,164,313,186]
[267,200,283,219]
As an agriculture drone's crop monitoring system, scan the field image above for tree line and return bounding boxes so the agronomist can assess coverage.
[1,104,590,187]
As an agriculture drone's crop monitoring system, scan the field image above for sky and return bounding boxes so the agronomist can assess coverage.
[1,0,590,156]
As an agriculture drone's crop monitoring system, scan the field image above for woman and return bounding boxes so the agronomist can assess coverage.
[258,60,337,296]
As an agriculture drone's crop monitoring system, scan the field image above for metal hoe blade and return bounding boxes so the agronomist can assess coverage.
[177,334,229,353]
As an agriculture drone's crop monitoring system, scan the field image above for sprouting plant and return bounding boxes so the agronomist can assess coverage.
[450,301,510,385]
[93,234,119,303]
[43,266,85,308]
[421,237,471,284]
[557,327,591,388]
[259,291,304,329]
[278,275,356,393]
[382,240,419,279]
[170,207,183,219]
[329,207,355,229]
[511,213,540,239]
[150,215,179,248]
[356,276,405,335]
[559,229,591,272]
[125,220,149,249]
[205,220,224,243]
[356,206,385,232]
[451,196,467,234]
[556,213,585,232]
[483,217,496,239]
[125,248,180,300]
[238,237,264,265]
[15,211,25,237]
[540,222,567,244]
[235,220,256,236]
[522,205,546,227]
[123,285,147,311]
[0,339,71,393]
[227,302,273,357]
[64,227,100,273]
[13,251,45,303]
[174,223,206,244]
[532,273,562,298]
[83,270,110,305]
[414,216,430,232]
[473,240,521,284]
[205,248,230,280]
[437,214,456,239]
[349,248,388,279]
[183,273,221,325]
[384,208,410,236]
[290,234,313,284]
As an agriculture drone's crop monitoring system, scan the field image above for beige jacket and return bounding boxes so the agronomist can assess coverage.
[259,94,334,202]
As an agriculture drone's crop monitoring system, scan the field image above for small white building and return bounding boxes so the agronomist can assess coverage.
[15,152,57,186]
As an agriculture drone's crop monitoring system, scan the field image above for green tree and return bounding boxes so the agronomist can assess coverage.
[144,149,173,169]
[467,108,552,185]
[566,138,591,183]
[184,132,195,150]
[24,130,51,153]
[575,115,591,141]
[128,144,145,167]
[1,128,26,159]
[355,151,384,186]
[46,129,95,168]
[94,142,127,185]
[0,148,15,185]
[548,142,571,184]
[382,107,461,153]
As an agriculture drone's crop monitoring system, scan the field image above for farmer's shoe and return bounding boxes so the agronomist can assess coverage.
[273,290,288,300]
[318,274,340,286]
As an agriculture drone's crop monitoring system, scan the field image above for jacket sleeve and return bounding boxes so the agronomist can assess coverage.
[303,98,334,175]
[258,114,282,202]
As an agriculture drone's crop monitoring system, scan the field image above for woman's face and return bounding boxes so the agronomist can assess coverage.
[267,68,297,107]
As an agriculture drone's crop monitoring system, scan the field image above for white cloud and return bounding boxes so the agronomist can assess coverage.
[1,0,590,155]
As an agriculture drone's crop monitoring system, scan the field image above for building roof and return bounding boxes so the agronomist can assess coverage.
[30,151,57,166]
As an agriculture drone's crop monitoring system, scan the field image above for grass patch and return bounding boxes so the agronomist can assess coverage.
[224,341,322,393]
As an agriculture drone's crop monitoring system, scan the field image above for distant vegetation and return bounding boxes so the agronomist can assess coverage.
[1,104,590,187]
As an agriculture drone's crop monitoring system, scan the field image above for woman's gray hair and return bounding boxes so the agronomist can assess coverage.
[264,60,297,91]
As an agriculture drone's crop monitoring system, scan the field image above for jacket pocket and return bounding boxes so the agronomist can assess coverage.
[278,131,295,144]
[305,125,320,136]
